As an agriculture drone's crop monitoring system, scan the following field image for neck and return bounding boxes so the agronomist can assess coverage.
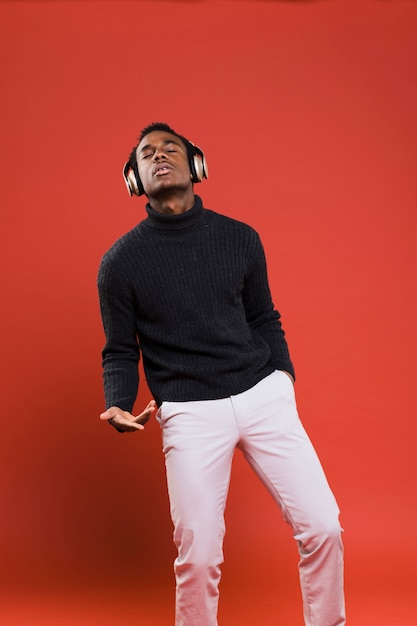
[147,188,195,215]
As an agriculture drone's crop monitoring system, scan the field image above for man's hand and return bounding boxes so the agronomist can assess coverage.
[100,400,156,433]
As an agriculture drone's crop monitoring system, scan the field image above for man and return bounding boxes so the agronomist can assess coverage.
[98,122,345,626]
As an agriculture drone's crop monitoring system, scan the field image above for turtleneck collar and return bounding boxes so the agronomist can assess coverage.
[144,195,204,231]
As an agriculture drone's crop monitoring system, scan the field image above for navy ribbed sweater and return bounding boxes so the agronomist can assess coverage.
[98,196,294,410]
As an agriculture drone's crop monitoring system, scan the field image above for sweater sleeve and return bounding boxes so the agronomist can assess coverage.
[97,255,140,412]
[242,232,295,380]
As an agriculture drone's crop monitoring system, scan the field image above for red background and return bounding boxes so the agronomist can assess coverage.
[1,1,416,624]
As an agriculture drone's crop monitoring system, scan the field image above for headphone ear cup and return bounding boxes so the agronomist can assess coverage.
[123,162,145,196]
[190,145,208,183]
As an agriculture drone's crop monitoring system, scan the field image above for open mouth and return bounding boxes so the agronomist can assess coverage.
[154,165,173,176]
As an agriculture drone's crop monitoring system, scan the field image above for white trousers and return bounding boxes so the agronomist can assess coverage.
[157,370,345,626]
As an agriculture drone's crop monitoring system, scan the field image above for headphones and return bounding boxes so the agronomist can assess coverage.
[122,142,208,197]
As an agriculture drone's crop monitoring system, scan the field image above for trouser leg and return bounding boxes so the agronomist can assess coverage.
[157,399,238,626]
[233,371,346,626]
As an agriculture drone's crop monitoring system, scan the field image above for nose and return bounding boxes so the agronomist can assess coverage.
[153,146,168,162]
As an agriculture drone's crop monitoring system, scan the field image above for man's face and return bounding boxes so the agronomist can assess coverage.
[136,130,192,197]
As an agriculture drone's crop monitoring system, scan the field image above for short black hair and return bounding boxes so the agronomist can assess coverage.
[127,122,193,179]
[138,122,189,145]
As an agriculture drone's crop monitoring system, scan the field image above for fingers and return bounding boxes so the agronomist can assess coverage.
[135,400,156,425]
[99,402,157,433]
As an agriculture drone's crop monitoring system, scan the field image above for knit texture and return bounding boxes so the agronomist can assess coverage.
[98,196,294,410]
